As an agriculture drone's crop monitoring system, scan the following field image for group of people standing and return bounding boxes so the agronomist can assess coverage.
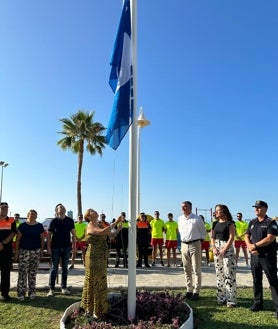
[0,202,77,301]
[0,201,125,320]
[179,200,277,320]
[0,199,277,321]
[0,204,46,302]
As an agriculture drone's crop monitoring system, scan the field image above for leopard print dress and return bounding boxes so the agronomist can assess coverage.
[80,233,109,317]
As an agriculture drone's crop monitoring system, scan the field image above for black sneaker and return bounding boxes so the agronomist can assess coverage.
[152,262,155,266]
[2,295,11,302]
[185,292,193,299]
[191,293,199,301]
[250,304,263,312]
[160,261,164,266]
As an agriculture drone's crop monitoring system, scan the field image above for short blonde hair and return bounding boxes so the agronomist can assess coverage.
[84,208,98,221]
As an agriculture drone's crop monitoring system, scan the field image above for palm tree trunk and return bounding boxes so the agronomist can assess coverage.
[77,144,84,216]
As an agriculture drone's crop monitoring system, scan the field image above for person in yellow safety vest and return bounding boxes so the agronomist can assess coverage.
[164,213,178,267]
[150,210,165,267]
[69,214,87,269]
[235,212,249,267]
[12,213,21,251]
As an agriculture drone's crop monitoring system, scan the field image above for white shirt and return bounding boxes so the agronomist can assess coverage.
[178,213,206,242]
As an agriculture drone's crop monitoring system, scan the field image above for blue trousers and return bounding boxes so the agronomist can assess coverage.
[49,247,71,290]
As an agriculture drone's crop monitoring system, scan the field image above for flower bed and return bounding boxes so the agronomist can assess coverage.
[61,291,193,329]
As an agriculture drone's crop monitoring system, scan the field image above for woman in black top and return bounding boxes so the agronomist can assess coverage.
[211,204,237,307]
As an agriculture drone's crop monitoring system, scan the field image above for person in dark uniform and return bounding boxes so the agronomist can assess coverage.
[0,202,17,302]
[245,200,278,319]
[115,212,129,268]
[136,213,151,268]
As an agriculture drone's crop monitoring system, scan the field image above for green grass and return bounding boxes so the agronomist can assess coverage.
[191,288,277,329]
[1,288,277,329]
[0,290,80,329]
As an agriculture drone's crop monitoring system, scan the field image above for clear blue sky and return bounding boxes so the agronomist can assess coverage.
[1,0,278,222]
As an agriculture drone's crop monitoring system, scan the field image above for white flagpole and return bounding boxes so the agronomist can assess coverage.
[128,0,137,320]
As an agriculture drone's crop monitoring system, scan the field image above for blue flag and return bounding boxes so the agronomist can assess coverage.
[105,0,133,150]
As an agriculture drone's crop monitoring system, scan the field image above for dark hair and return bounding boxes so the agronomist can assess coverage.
[55,203,64,212]
[237,212,242,217]
[168,213,173,217]
[182,201,192,207]
[215,204,233,222]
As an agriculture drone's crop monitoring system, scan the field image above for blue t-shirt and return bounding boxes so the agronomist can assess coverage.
[18,222,45,250]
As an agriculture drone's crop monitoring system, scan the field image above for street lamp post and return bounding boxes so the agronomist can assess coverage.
[0,161,9,204]
[137,107,150,215]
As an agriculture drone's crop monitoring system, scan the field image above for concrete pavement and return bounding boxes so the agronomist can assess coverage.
[9,255,269,291]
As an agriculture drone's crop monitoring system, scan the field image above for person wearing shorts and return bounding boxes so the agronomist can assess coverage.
[69,214,87,269]
[164,213,178,267]
[235,212,249,267]
[150,211,165,267]
[200,215,211,266]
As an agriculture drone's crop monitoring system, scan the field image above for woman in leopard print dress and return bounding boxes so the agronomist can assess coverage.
[80,209,122,318]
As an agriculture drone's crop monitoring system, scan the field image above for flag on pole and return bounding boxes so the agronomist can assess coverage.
[105,0,133,150]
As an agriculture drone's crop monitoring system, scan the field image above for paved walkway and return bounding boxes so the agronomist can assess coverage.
[9,256,269,291]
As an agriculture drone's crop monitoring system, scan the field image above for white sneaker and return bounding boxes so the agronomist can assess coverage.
[18,296,24,301]
[29,294,36,300]
[47,290,54,297]
[61,288,70,295]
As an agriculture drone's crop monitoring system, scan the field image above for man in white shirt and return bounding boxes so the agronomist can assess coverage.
[178,201,206,301]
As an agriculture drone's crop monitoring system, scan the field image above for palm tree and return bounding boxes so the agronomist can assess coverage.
[57,110,106,216]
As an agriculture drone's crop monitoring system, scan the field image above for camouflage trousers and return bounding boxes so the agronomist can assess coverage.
[17,249,40,298]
